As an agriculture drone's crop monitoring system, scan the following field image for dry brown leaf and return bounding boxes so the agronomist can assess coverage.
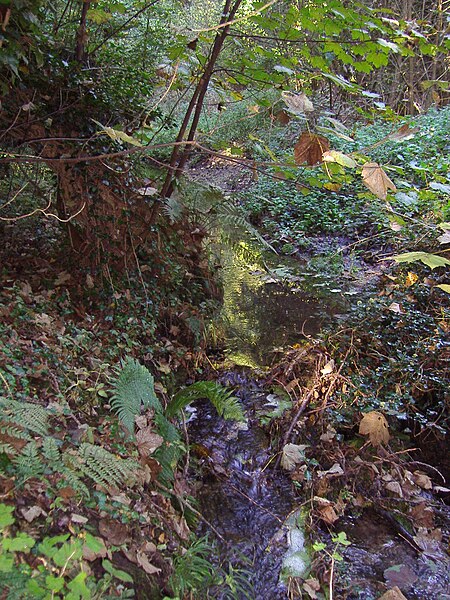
[388,124,420,142]
[361,162,397,200]
[385,480,403,497]
[282,91,314,114]
[378,587,408,600]
[412,470,432,490]
[317,504,339,525]
[281,443,308,471]
[303,577,321,598]
[359,411,390,446]
[410,503,434,529]
[21,506,45,523]
[136,428,164,457]
[320,359,335,376]
[294,133,329,166]
[98,518,130,546]
[136,550,161,575]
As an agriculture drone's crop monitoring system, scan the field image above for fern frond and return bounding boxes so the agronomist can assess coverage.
[0,442,15,455]
[166,381,246,422]
[162,195,185,224]
[216,201,277,254]
[110,357,162,437]
[78,443,138,488]
[0,423,31,442]
[42,437,61,464]
[57,464,90,498]
[13,441,45,485]
[0,398,49,436]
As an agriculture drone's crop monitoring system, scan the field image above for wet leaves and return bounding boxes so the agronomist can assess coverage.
[384,564,418,589]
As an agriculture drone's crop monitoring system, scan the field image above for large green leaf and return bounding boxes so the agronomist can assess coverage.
[391,252,450,269]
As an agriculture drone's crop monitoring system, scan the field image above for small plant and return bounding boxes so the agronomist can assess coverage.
[0,504,135,599]
[313,531,351,600]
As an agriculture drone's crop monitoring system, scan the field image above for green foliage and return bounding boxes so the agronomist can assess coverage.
[169,536,217,598]
[78,443,139,489]
[0,505,134,599]
[167,381,246,422]
[110,357,161,437]
[0,397,49,436]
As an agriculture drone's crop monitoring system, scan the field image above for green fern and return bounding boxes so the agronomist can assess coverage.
[13,441,45,485]
[169,536,217,597]
[78,443,139,489]
[0,398,49,436]
[110,357,162,437]
[166,381,246,422]
[42,437,61,464]
[57,461,90,498]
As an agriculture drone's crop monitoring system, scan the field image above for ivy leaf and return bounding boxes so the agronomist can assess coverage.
[391,252,450,269]
[361,162,396,200]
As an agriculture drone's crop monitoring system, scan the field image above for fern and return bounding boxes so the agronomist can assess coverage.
[57,462,90,498]
[78,443,139,489]
[42,437,61,464]
[169,536,217,598]
[13,441,45,485]
[166,381,246,422]
[0,398,49,436]
[110,357,162,437]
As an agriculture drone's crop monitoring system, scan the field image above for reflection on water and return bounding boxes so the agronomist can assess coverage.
[212,229,344,367]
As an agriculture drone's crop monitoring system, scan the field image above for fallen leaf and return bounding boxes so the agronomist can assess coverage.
[82,536,107,561]
[98,518,130,546]
[294,133,329,166]
[359,411,390,446]
[378,586,408,600]
[303,577,321,598]
[281,443,308,471]
[388,302,403,313]
[317,504,339,525]
[135,428,163,457]
[322,150,357,168]
[412,471,432,490]
[54,271,72,286]
[319,426,336,443]
[405,272,418,287]
[317,463,344,478]
[384,564,417,588]
[21,506,45,523]
[71,513,88,524]
[320,359,335,376]
[410,503,434,529]
[136,550,161,575]
[362,162,396,200]
[388,124,420,142]
[437,230,450,244]
[385,480,403,497]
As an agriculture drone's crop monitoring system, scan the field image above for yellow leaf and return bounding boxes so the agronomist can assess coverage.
[361,162,396,200]
[359,411,390,446]
[405,272,418,287]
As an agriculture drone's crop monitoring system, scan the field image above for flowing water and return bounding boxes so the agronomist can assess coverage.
[184,184,450,599]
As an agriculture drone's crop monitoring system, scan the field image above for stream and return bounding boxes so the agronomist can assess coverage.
[183,180,450,599]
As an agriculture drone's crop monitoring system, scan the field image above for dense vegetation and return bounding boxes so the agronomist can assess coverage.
[0,0,449,598]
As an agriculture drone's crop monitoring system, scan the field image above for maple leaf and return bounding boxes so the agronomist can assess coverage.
[282,91,314,114]
[361,162,396,200]
[359,411,390,446]
[294,133,330,166]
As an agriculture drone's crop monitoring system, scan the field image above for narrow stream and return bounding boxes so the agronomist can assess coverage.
[183,182,450,599]
[188,225,342,597]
